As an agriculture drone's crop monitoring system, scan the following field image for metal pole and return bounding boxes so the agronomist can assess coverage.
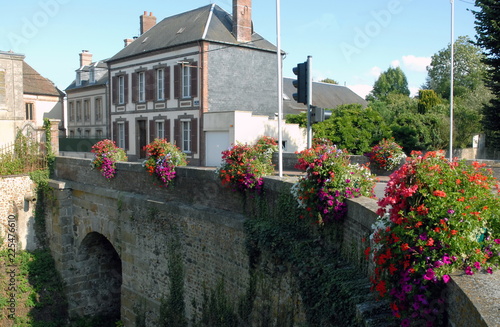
[449,0,454,160]
[306,56,312,148]
[276,0,283,177]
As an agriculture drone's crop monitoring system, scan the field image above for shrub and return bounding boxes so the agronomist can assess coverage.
[368,151,500,326]
[91,139,127,179]
[142,138,187,187]
[291,143,376,224]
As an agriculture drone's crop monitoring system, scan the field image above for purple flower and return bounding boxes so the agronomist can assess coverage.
[402,284,412,293]
[465,266,474,275]
[423,268,435,281]
[487,267,493,274]
[474,262,481,270]
[447,209,455,214]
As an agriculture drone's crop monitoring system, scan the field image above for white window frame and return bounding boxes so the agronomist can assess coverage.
[117,122,125,149]
[182,65,191,99]
[157,69,164,101]
[181,120,191,153]
[76,72,81,86]
[118,75,125,104]
[95,98,102,121]
[138,71,145,102]
[156,120,165,139]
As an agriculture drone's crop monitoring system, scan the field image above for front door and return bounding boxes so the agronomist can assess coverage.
[137,120,147,158]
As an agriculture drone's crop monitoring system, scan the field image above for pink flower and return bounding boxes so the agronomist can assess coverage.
[442,275,450,283]
[465,266,474,275]
[487,267,493,274]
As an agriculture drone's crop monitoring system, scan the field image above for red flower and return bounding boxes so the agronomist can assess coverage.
[433,190,447,197]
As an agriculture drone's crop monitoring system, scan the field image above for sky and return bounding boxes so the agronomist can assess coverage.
[0,0,479,99]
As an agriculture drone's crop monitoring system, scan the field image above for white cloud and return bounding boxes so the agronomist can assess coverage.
[409,86,420,97]
[348,84,372,99]
[391,60,400,68]
[369,66,382,78]
[402,55,431,72]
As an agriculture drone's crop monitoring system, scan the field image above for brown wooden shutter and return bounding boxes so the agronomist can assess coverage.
[112,121,117,142]
[190,62,198,98]
[149,120,155,143]
[190,118,198,153]
[146,69,154,101]
[174,119,181,148]
[124,74,129,104]
[174,64,180,99]
[125,121,129,150]
[165,66,171,100]
[112,76,118,105]
[131,72,138,103]
[166,119,171,142]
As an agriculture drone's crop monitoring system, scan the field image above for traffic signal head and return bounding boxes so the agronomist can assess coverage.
[292,62,307,105]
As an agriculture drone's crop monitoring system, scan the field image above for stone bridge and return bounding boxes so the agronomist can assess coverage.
[43,156,499,326]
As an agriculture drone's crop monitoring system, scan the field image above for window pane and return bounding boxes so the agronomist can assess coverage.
[182,66,190,98]
[157,69,164,100]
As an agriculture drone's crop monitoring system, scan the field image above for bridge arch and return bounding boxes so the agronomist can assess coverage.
[70,231,122,321]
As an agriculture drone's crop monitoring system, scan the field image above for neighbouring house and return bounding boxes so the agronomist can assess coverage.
[23,61,65,134]
[106,0,305,166]
[282,78,368,114]
[65,50,110,139]
[0,50,64,147]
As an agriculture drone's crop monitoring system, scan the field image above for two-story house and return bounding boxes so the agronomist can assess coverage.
[66,51,110,138]
[0,50,65,147]
[107,0,287,165]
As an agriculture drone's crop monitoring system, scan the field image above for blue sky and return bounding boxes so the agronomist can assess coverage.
[0,0,478,98]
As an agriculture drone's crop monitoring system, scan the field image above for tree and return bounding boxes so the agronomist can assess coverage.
[472,1,500,149]
[312,104,392,154]
[417,90,442,114]
[285,112,307,128]
[424,36,487,99]
[320,78,339,84]
[366,66,410,102]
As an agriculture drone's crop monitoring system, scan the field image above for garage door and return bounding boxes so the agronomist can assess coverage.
[205,131,230,167]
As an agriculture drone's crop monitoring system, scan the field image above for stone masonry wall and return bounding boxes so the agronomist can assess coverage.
[0,175,38,251]
[46,156,497,326]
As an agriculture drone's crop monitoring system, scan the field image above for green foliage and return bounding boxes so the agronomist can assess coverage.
[194,280,238,327]
[425,36,487,99]
[245,192,372,326]
[284,112,307,128]
[159,238,188,327]
[43,118,55,175]
[472,2,500,149]
[312,104,392,154]
[390,112,449,153]
[417,89,442,114]
[0,249,68,326]
[320,78,338,85]
[366,66,410,101]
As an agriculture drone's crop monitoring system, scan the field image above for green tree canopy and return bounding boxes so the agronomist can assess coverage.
[424,36,487,99]
[320,78,339,84]
[366,66,410,102]
[312,104,392,154]
[472,1,500,149]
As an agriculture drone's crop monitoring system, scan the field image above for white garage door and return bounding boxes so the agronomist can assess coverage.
[205,131,230,167]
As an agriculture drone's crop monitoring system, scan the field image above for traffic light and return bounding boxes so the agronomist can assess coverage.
[292,62,307,104]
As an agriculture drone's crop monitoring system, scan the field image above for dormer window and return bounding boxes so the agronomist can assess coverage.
[76,71,81,86]
[89,69,95,84]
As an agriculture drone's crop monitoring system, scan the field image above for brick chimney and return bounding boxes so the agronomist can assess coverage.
[79,50,92,67]
[232,0,252,43]
[140,11,156,35]
[124,38,134,47]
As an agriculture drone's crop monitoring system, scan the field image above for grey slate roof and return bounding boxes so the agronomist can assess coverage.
[23,61,64,97]
[282,78,368,114]
[108,4,276,62]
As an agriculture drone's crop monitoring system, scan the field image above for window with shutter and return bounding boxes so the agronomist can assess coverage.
[112,76,118,105]
[146,69,155,101]
[190,62,198,98]
[174,65,180,99]
[132,73,138,103]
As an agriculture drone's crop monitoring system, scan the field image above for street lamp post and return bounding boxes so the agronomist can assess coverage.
[449,0,455,161]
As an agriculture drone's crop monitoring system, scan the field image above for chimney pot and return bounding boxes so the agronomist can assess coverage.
[79,50,92,67]
[140,11,156,35]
